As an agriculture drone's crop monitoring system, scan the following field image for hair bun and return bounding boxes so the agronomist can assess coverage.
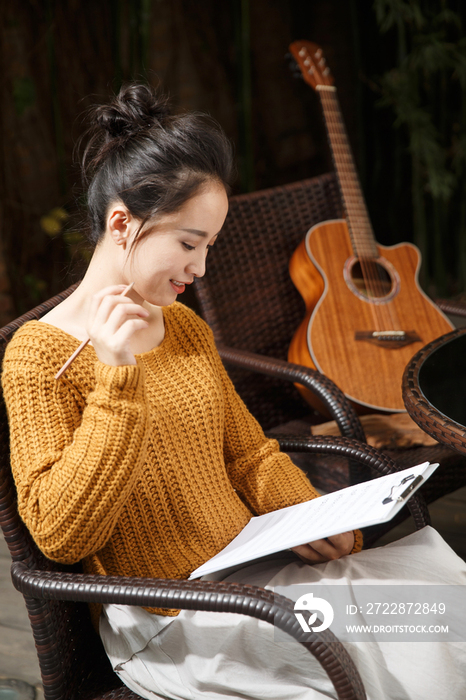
[95,83,171,139]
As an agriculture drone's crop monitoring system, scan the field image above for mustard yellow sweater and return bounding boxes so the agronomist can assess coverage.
[3,302,362,618]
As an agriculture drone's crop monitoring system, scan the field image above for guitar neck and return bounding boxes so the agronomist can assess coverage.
[317,86,377,259]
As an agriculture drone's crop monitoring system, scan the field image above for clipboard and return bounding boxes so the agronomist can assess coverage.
[189,461,438,580]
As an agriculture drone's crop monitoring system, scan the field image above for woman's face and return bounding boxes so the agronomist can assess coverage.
[124,182,229,307]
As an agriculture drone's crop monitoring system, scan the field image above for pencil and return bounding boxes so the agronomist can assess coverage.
[54,281,135,380]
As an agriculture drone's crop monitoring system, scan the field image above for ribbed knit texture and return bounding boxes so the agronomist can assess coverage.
[3,302,362,622]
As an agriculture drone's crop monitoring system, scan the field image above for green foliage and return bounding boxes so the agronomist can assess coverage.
[374,0,425,33]
[23,274,47,303]
[373,0,466,294]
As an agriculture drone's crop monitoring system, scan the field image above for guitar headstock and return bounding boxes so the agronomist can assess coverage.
[289,41,334,91]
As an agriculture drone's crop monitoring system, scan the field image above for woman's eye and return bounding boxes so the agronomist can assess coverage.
[182,242,195,251]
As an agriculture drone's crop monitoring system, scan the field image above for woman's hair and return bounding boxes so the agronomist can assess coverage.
[81,83,233,246]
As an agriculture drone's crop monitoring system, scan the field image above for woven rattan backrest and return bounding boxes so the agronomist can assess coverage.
[0,284,118,700]
[194,173,342,428]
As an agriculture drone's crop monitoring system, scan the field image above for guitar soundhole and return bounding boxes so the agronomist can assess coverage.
[344,257,400,303]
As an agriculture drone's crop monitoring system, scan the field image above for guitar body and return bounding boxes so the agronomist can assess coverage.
[288,220,454,413]
[287,40,454,414]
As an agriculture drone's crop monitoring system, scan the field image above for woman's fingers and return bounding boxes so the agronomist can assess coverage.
[92,299,148,338]
[86,285,149,366]
[326,531,355,554]
[291,543,329,564]
[291,531,355,564]
[89,287,142,329]
[105,317,150,352]
[87,285,130,325]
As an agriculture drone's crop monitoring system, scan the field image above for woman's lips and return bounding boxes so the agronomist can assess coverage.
[170,279,186,294]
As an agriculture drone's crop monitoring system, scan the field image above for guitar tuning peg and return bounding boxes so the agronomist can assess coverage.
[285,55,303,80]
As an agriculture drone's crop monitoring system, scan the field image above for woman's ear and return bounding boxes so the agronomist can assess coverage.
[107,204,134,248]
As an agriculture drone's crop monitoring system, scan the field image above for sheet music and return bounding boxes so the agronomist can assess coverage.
[189,461,438,579]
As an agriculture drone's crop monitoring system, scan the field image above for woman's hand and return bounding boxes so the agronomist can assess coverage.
[87,285,149,366]
[291,531,355,564]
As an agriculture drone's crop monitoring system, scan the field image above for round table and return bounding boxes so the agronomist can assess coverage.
[402,327,466,454]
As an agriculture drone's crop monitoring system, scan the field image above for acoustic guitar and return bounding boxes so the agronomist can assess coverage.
[287,40,453,414]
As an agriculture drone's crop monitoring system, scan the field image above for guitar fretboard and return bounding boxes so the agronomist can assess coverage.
[317,85,377,260]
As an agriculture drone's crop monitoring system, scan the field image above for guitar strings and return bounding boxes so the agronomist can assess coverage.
[321,93,380,296]
[326,92,402,334]
[319,89,402,334]
[320,90,386,330]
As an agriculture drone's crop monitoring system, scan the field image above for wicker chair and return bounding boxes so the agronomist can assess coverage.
[193,173,466,537]
[0,286,431,700]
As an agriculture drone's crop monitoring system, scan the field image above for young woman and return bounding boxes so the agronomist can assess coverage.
[2,83,465,700]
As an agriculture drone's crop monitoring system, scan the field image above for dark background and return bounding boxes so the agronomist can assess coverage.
[1,0,466,323]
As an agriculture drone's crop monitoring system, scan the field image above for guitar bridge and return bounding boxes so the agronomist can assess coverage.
[355,330,421,349]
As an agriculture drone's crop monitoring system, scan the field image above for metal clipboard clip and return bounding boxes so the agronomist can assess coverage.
[382,474,423,505]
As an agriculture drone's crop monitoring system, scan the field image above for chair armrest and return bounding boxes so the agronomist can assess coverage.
[217,344,366,442]
[11,562,366,700]
[435,298,466,319]
[270,434,430,531]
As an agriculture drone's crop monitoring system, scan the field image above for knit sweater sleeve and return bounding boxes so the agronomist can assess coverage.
[218,351,364,552]
[187,312,363,554]
[181,317,317,513]
[218,360,320,512]
[2,325,150,564]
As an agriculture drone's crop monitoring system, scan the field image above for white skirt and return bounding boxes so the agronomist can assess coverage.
[100,526,466,700]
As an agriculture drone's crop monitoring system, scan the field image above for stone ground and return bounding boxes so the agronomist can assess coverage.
[0,532,44,700]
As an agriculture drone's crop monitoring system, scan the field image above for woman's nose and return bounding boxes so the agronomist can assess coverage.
[187,252,206,278]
